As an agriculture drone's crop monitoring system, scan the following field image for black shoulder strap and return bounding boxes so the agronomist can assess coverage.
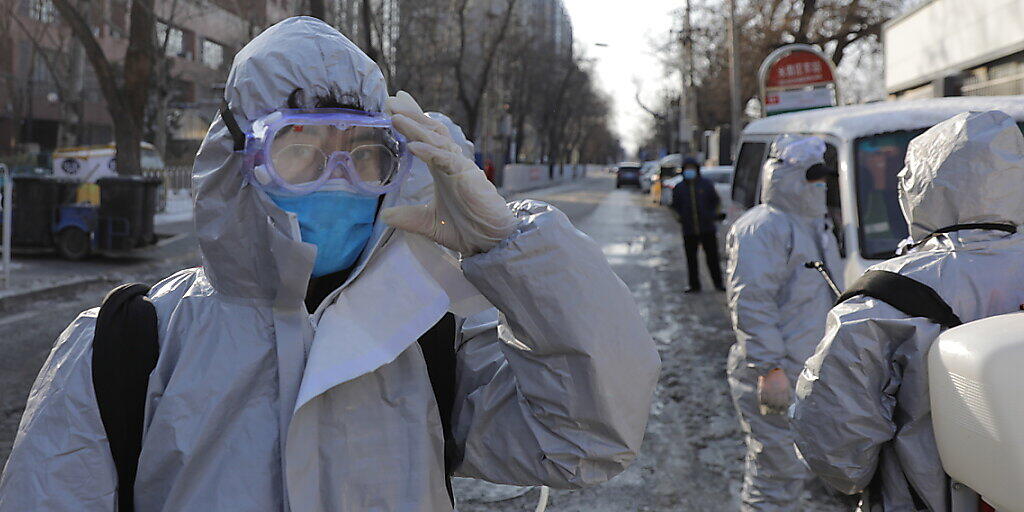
[837,270,963,328]
[416,312,459,506]
[93,283,159,512]
[220,100,247,152]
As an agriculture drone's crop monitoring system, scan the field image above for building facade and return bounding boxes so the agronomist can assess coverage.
[0,0,298,161]
[884,0,1024,99]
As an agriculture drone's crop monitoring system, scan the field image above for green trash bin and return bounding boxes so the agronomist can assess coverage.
[9,176,78,248]
[97,176,161,251]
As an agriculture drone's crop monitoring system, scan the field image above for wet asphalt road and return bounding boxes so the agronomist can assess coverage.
[0,173,849,510]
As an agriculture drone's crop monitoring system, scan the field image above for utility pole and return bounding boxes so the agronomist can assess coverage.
[678,0,694,157]
[728,0,741,163]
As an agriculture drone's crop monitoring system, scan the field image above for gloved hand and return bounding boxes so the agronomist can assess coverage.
[757,368,791,415]
[381,91,517,255]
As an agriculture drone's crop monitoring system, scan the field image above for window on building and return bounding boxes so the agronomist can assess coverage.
[29,0,56,23]
[202,39,224,69]
[157,21,184,58]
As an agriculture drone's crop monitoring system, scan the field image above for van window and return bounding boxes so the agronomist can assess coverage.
[731,142,766,208]
[854,132,918,259]
[855,123,1024,259]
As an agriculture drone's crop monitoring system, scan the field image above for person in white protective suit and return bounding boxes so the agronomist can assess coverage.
[0,17,661,511]
[725,135,843,511]
[792,110,1024,511]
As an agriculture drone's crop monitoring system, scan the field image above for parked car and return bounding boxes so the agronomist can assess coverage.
[615,162,643,188]
[702,165,733,205]
[730,96,1024,285]
[649,154,681,203]
[638,160,659,193]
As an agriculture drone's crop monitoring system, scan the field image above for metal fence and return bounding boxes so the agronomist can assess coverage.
[143,166,193,192]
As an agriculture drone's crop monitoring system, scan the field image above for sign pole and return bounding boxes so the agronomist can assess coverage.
[1,164,11,289]
[728,0,741,160]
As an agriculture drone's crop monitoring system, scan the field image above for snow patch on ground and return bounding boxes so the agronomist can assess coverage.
[156,189,193,226]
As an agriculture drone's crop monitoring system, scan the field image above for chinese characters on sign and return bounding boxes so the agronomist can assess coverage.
[758,44,838,116]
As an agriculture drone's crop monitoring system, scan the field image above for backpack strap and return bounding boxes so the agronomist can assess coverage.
[836,270,962,328]
[416,312,460,506]
[92,283,159,512]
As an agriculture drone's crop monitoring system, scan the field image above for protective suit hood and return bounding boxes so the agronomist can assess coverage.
[899,110,1024,243]
[192,16,388,302]
[760,135,828,217]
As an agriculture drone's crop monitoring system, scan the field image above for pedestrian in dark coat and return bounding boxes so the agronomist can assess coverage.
[671,157,724,293]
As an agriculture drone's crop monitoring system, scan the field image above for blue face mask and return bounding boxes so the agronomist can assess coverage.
[269,190,378,277]
[683,169,698,180]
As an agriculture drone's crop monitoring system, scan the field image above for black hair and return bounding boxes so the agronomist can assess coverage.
[287,88,367,111]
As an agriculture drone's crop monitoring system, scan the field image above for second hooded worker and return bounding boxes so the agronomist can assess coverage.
[792,110,1024,511]
[0,17,661,511]
[725,135,843,511]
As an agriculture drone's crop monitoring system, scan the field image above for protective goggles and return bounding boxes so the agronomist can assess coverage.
[221,103,411,196]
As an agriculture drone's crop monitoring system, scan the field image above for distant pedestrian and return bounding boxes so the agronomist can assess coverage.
[671,157,724,293]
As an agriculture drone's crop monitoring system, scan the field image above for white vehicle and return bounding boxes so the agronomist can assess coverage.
[52,142,165,182]
[638,160,659,193]
[730,97,1024,285]
[702,165,734,206]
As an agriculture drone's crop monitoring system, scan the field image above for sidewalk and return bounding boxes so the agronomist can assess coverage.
[155,189,194,226]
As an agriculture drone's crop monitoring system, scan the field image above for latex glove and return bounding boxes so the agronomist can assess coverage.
[381,91,517,255]
[757,368,791,415]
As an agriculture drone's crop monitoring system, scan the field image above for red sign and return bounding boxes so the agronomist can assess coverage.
[764,50,834,89]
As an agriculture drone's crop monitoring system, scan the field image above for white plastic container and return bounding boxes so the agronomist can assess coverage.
[929,312,1024,512]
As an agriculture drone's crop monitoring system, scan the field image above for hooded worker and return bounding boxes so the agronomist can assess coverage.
[724,135,843,511]
[792,110,1024,511]
[0,17,660,511]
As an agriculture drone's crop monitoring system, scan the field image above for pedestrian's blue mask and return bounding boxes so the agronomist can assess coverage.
[268,190,378,277]
[683,169,698,180]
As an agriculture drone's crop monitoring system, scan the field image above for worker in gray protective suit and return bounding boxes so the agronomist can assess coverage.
[0,17,660,511]
[792,110,1024,511]
[725,135,843,511]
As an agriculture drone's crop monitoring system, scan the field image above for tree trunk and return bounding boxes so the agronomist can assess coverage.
[309,0,326,20]
[51,0,154,175]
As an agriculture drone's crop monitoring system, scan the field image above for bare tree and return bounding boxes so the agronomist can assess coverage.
[1,0,84,147]
[453,0,518,140]
[310,0,326,20]
[638,0,911,150]
[51,0,157,175]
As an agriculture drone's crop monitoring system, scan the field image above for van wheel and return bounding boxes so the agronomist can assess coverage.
[56,227,91,260]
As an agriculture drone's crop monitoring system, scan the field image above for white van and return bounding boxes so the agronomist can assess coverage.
[729,97,1024,285]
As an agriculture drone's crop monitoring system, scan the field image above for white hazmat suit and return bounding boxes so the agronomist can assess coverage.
[0,17,660,511]
[792,110,1024,511]
[725,135,843,511]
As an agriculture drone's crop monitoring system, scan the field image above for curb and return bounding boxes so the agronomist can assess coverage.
[0,275,115,312]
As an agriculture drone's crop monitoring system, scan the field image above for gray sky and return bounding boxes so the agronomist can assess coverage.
[563,0,682,156]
